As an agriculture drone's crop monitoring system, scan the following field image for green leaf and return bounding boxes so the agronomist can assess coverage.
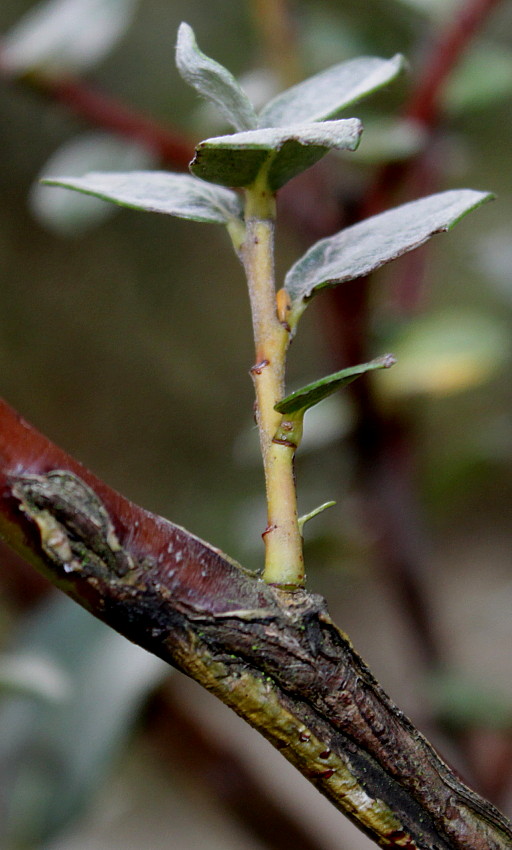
[442,44,512,114]
[2,0,139,75]
[275,355,395,415]
[348,117,427,164]
[285,189,493,330]
[0,595,166,845]
[258,54,405,128]
[189,119,362,190]
[429,670,512,731]
[375,310,509,398]
[42,171,243,224]
[175,22,258,132]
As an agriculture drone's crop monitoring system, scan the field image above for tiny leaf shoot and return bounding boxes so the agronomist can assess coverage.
[45,22,493,591]
[298,501,336,534]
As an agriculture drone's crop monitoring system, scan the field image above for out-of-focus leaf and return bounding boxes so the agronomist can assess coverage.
[2,0,139,75]
[175,22,258,132]
[442,44,512,114]
[43,171,243,224]
[31,133,156,236]
[275,355,395,415]
[0,595,167,846]
[429,670,512,730]
[348,117,426,163]
[258,54,405,127]
[376,311,509,398]
[0,653,70,702]
[392,0,458,18]
[190,119,362,190]
[284,190,493,331]
[477,229,512,305]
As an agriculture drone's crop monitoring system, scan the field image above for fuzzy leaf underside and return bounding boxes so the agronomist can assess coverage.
[42,171,243,224]
[189,119,362,190]
[175,22,258,132]
[285,189,493,328]
[275,355,396,415]
[258,53,406,127]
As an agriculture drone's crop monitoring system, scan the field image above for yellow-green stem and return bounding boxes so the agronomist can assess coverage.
[240,179,304,588]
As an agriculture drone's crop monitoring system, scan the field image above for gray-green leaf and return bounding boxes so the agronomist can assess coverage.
[275,355,396,415]
[259,54,405,128]
[190,119,362,190]
[175,22,258,132]
[285,189,493,329]
[2,0,139,75]
[42,171,243,224]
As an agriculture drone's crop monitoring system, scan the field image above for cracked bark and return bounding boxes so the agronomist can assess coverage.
[0,397,511,850]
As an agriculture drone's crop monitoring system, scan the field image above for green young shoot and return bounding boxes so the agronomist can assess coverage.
[43,22,493,590]
[298,501,337,535]
[236,169,304,588]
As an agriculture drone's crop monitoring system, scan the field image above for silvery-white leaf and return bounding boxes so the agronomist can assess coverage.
[176,22,258,132]
[259,54,405,127]
[42,171,243,224]
[190,119,362,190]
[285,189,493,329]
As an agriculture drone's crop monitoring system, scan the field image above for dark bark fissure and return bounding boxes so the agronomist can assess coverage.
[0,400,511,850]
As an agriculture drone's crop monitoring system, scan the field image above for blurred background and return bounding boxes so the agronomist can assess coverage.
[0,1,511,848]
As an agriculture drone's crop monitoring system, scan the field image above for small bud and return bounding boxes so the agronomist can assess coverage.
[276,287,292,326]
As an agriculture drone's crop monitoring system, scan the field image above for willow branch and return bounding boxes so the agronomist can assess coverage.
[0,397,510,850]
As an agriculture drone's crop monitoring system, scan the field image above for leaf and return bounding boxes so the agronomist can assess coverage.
[429,670,512,731]
[347,117,427,164]
[258,54,405,128]
[0,595,166,845]
[42,171,243,224]
[275,355,395,415]
[285,189,493,329]
[375,310,509,398]
[442,44,512,114]
[190,119,362,190]
[175,22,258,132]
[31,132,156,236]
[2,0,139,75]
[0,653,70,702]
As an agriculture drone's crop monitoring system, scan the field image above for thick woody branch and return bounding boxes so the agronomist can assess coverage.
[0,397,510,850]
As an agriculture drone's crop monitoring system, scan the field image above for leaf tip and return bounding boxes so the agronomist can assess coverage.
[176,21,193,49]
[379,353,397,369]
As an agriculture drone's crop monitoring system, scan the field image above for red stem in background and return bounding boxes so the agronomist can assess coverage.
[0,46,194,170]
[404,0,503,126]
[44,76,194,167]
[327,0,509,802]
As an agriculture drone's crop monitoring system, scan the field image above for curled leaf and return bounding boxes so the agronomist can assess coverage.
[176,22,258,132]
[190,119,362,190]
